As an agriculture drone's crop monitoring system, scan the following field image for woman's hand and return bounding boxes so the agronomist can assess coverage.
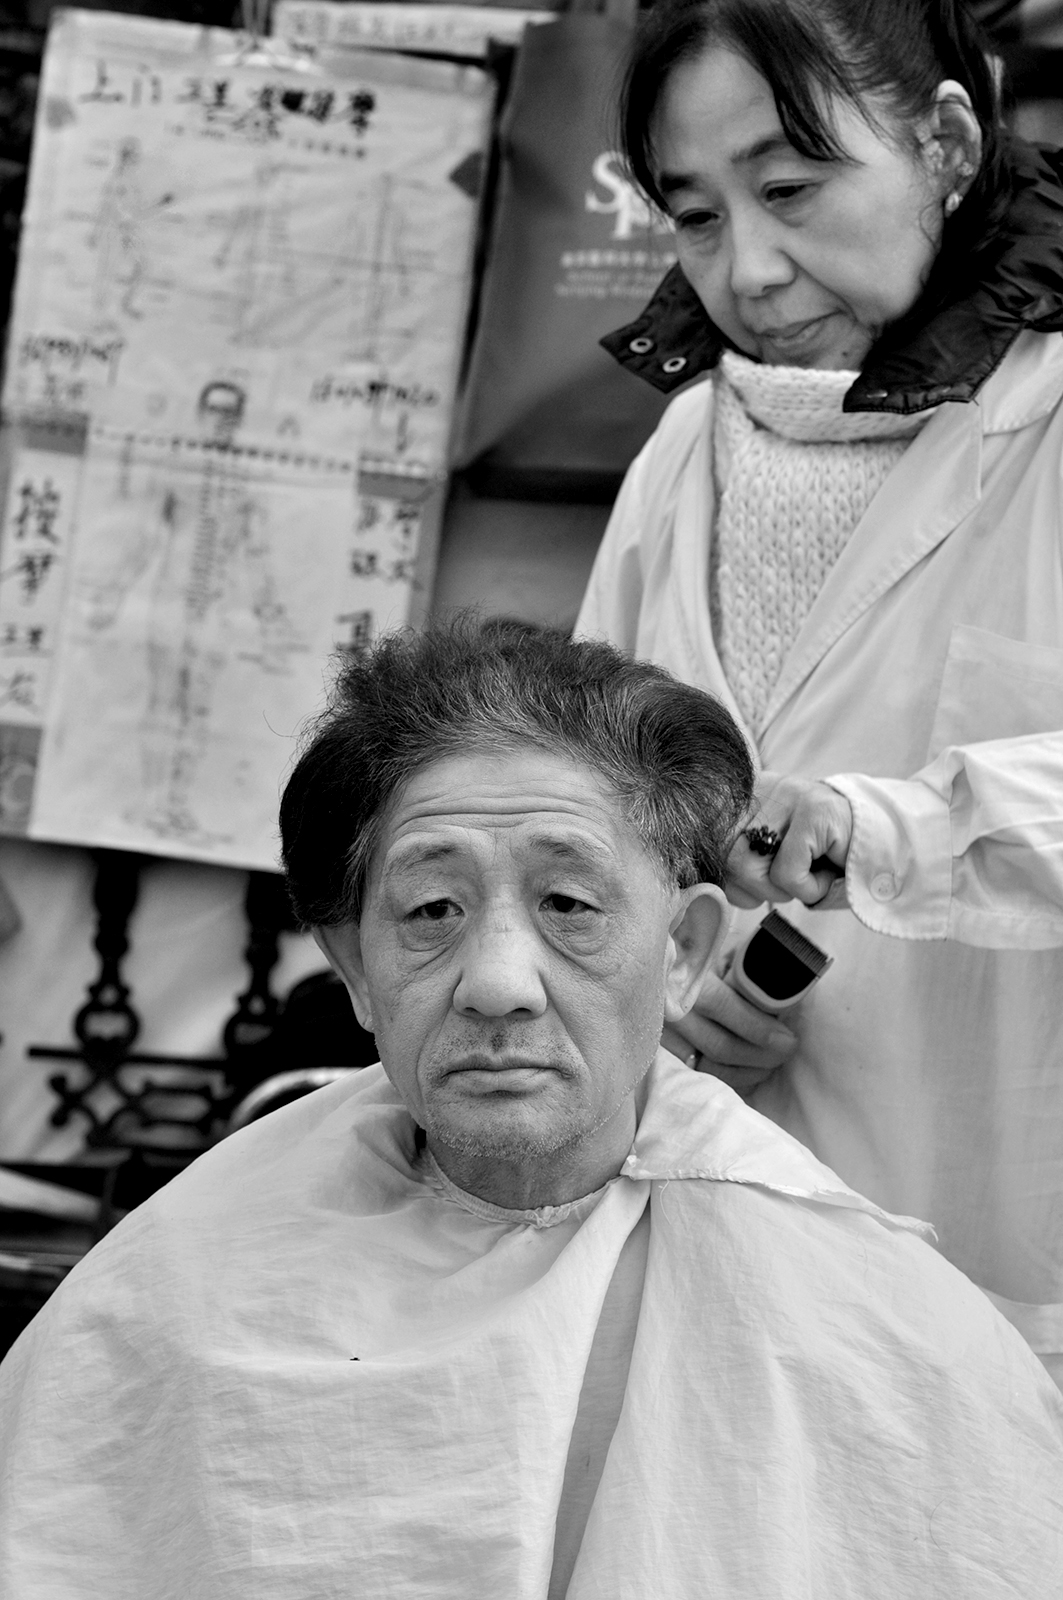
[727,770,853,910]
[662,970,797,1096]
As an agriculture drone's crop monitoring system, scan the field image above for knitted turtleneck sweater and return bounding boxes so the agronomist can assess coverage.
[711,351,933,731]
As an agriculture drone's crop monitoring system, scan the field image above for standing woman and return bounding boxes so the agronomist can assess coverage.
[577,0,1063,1381]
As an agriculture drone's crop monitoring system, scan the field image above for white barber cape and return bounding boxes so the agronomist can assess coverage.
[2,1049,1061,1599]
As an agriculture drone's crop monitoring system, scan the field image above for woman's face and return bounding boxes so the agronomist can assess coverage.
[651,46,947,370]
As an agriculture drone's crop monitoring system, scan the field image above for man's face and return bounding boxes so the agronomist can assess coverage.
[321,747,720,1198]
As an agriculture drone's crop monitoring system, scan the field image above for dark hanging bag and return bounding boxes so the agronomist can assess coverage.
[454,10,679,501]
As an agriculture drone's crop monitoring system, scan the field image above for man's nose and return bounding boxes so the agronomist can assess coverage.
[727,208,794,300]
[452,914,549,1019]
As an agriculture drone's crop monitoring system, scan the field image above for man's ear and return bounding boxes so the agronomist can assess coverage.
[663,884,731,1023]
[313,925,374,1033]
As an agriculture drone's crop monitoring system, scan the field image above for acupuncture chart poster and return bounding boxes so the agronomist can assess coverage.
[0,8,490,868]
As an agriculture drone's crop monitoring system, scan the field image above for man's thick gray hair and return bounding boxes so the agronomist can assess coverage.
[280,618,754,925]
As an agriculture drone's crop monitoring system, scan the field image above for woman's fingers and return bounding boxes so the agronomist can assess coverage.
[700,1062,781,1096]
[726,772,854,908]
[769,783,851,902]
[660,972,796,1072]
[725,770,799,904]
[661,1023,699,1065]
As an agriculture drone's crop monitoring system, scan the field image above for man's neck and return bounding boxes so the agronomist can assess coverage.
[428,1097,639,1211]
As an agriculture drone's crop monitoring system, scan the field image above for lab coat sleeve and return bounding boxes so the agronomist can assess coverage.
[827,729,1063,947]
[574,445,652,650]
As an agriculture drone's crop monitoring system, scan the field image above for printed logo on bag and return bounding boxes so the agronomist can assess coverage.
[557,153,676,303]
[585,153,674,241]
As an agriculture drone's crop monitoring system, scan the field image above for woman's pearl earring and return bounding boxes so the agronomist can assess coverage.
[944,166,973,217]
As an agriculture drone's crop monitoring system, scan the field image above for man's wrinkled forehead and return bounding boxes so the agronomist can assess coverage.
[365,746,651,895]
[381,828,622,891]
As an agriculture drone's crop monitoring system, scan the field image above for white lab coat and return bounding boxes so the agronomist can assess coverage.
[577,329,1063,1369]
[2,1050,1061,1598]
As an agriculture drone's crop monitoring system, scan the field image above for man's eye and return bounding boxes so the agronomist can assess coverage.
[408,899,459,922]
[542,893,595,915]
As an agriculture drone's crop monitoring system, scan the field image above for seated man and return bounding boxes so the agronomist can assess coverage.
[1,620,1061,1598]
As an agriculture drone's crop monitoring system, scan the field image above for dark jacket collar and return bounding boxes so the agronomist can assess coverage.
[601,140,1063,414]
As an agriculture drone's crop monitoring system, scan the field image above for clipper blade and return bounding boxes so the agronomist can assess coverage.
[732,910,833,1011]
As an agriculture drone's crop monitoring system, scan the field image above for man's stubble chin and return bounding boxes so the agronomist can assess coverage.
[423,1087,592,1164]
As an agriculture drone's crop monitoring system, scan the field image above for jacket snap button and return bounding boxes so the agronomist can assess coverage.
[629,336,654,354]
[662,355,687,374]
[870,872,899,902]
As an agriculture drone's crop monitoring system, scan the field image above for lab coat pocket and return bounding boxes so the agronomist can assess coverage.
[927,623,1063,760]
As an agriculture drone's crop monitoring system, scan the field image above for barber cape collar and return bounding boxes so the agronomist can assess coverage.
[622,1048,928,1215]
[603,137,1063,415]
[382,1048,925,1227]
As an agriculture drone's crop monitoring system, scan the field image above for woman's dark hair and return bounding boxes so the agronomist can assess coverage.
[621,0,1012,290]
[280,617,754,926]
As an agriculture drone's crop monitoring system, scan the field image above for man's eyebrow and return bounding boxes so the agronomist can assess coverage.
[527,834,615,871]
[382,841,459,877]
[656,134,798,196]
